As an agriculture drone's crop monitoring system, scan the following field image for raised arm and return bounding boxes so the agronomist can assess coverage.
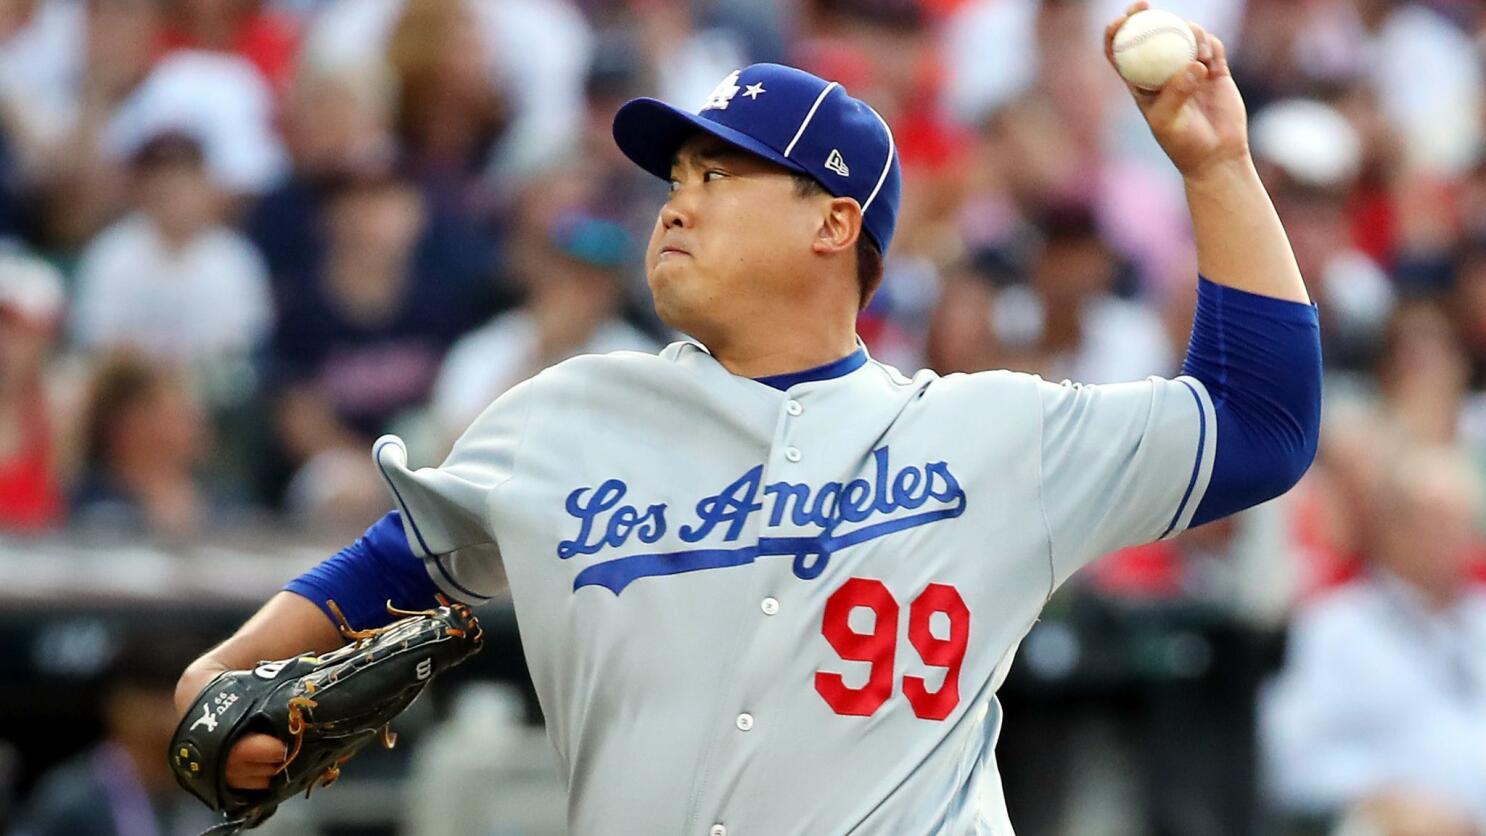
[1103,3,1322,525]
[1105,1,1308,304]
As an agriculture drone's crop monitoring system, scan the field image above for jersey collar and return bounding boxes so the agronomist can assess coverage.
[752,346,868,391]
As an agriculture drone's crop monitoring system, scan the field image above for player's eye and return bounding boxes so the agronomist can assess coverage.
[703,169,727,182]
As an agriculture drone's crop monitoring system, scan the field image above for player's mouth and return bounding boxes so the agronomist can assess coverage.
[659,244,691,258]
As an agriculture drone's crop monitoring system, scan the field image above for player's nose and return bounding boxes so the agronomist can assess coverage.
[660,202,687,229]
[660,188,696,230]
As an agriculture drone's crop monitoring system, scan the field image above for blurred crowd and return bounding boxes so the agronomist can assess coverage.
[1,0,1485,834]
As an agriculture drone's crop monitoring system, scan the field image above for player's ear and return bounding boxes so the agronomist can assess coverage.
[812,197,862,257]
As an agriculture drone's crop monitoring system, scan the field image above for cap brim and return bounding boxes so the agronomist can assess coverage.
[612,98,809,182]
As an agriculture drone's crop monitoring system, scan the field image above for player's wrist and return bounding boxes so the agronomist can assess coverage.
[175,658,230,716]
[1180,151,1257,192]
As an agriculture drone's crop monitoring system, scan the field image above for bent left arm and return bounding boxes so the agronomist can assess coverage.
[285,510,448,631]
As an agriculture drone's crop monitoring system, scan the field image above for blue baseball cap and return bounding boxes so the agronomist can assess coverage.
[612,63,902,254]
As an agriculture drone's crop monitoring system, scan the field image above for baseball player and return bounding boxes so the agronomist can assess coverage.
[175,5,1322,833]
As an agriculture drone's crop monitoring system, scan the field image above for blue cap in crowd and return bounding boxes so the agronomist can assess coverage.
[612,63,903,254]
[549,212,634,269]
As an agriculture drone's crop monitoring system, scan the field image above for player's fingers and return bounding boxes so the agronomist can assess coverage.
[1188,21,1212,65]
[225,759,280,788]
[1146,60,1207,126]
[1104,16,1125,64]
[1124,1,1149,15]
[224,735,289,790]
[237,763,281,779]
[232,733,289,765]
[1207,33,1231,78]
[225,769,273,790]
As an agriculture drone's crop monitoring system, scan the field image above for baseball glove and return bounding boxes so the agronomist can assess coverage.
[169,596,483,834]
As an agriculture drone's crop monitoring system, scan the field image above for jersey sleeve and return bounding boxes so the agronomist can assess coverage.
[372,378,537,602]
[1036,374,1217,590]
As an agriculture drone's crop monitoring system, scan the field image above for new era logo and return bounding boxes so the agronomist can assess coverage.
[824,149,850,176]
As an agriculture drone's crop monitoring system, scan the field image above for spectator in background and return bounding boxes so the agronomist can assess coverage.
[103,46,288,196]
[0,0,86,177]
[269,167,485,527]
[72,352,215,537]
[1354,0,1481,178]
[245,59,397,284]
[1251,98,1392,370]
[518,33,659,246]
[302,0,592,186]
[19,0,162,250]
[1298,402,1395,594]
[922,257,999,375]
[12,639,220,836]
[385,0,507,194]
[1261,447,1486,834]
[5,0,288,248]
[0,250,73,532]
[1450,237,1486,389]
[993,203,1172,383]
[158,0,300,91]
[70,131,273,365]
[619,0,748,112]
[431,213,657,442]
[0,131,21,240]
[1236,0,1481,177]
[1376,302,1476,449]
[1459,163,1486,246]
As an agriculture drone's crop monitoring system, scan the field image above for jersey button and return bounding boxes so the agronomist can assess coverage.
[760,597,779,615]
[784,446,802,462]
[735,713,754,731]
[710,826,727,836]
[785,399,803,416]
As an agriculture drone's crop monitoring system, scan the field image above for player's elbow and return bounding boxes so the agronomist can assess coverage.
[1292,405,1321,490]
[1267,360,1323,502]
[1254,423,1317,506]
[1236,433,1314,510]
[1192,395,1319,526]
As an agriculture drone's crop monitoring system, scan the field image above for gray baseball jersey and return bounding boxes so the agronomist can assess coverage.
[373,340,1216,835]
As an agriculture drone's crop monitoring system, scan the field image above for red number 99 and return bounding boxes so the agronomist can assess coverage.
[814,578,971,720]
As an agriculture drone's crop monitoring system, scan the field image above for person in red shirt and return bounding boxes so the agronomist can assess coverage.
[157,0,299,91]
[0,250,69,532]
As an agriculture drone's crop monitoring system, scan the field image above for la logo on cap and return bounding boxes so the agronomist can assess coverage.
[701,70,742,112]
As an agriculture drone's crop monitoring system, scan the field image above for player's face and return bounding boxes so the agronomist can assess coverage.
[646,135,829,340]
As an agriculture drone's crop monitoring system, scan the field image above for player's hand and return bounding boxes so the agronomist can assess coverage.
[1104,2,1249,180]
[224,733,289,790]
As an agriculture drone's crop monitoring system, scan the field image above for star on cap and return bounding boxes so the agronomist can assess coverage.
[742,82,766,100]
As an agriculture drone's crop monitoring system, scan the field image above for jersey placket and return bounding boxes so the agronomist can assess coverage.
[684,390,812,836]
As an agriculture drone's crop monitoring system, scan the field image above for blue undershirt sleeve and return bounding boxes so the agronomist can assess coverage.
[1182,276,1322,527]
[284,511,446,631]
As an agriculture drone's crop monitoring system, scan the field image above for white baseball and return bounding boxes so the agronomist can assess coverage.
[1112,9,1197,91]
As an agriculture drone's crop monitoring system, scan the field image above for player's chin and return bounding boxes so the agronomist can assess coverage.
[647,258,691,300]
[648,277,703,334]
[647,284,687,330]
